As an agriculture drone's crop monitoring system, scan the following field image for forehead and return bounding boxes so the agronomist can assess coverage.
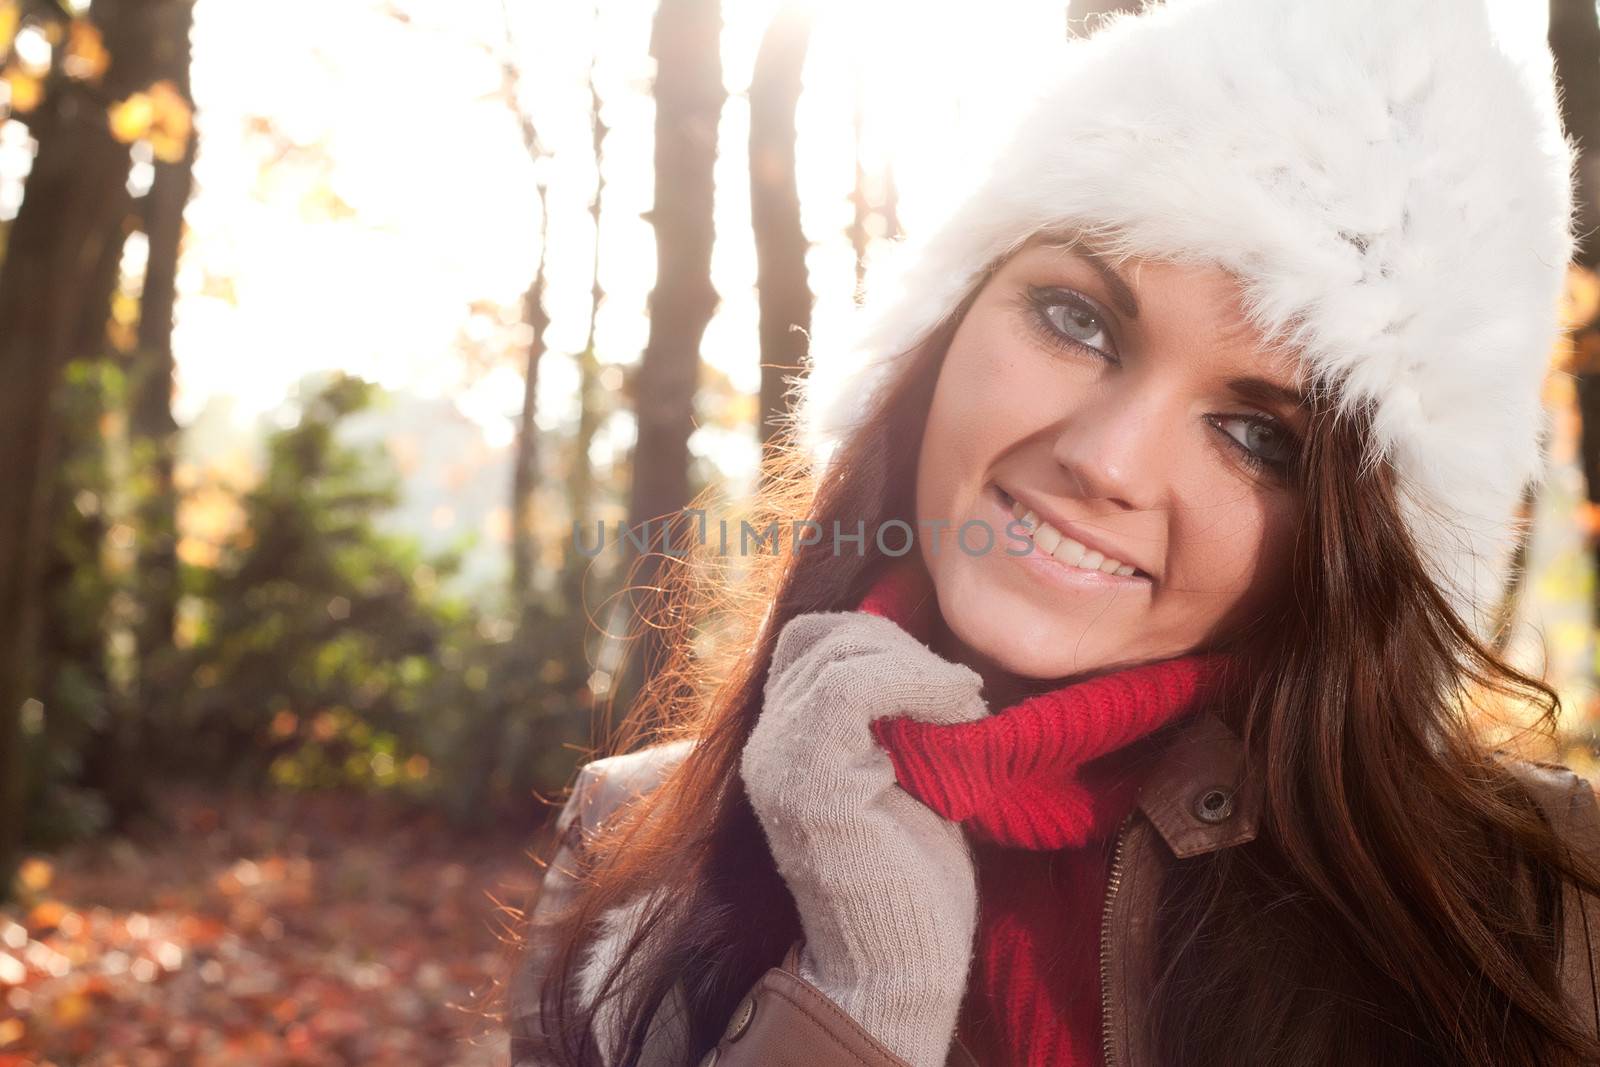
[1008,234,1305,387]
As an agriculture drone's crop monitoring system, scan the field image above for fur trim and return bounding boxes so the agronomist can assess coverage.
[567,740,697,1065]
[794,0,1575,639]
[575,894,652,1060]
[576,893,692,1067]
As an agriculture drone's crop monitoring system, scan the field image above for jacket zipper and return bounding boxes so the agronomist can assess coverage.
[1099,811,1134,1067]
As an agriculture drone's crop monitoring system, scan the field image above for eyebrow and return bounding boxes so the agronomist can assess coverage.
[1225,374,1309,415]
[1032,233,1140,320]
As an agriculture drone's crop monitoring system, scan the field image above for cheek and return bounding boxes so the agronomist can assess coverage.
[1168,476,1297,617]
[918,342,996,527]
[917,319,1069,519]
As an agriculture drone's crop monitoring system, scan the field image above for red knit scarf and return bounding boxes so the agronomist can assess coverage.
[857,562,1239,1066]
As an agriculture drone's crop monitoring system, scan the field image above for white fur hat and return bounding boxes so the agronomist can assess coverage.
[794,0,1576,641]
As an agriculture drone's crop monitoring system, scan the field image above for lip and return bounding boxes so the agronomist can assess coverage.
[979,485,1150,593]
[991,482,1155,581]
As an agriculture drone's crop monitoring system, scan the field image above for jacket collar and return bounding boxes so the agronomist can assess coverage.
[1136,709,1263,858]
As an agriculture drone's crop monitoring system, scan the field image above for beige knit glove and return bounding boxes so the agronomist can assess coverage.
[738,611,989,1067]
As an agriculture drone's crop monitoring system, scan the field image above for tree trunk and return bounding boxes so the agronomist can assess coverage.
[37,227,123,841]
[1554,0,1600,274]
[847,72,901,297]
[499,0,554,627]
[0,97,134,896]
[750,1,812,470]
[509,208,550,620]
[1544,0,1600,656]
[0,0,185,891]
[128,0,196,754]
[564,53,609,612]
[624,0,723,693]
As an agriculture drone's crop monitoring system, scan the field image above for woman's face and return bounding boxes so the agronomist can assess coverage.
[915,234,1307,680]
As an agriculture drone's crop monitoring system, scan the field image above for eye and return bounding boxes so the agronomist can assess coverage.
[1210,413,1300,474]
[1024,286,1118,360]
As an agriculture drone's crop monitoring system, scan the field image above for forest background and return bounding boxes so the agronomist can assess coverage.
[0,1,1597,1063]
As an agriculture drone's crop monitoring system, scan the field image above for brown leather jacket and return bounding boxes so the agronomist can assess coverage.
[508,713,1600,1067]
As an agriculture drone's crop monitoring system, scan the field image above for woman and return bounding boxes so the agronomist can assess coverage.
[508,0,1600,1064]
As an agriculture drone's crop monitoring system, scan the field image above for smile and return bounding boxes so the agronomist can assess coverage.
[990,485,1153,582]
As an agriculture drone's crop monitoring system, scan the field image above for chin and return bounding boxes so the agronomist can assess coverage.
[939,574,1130,681]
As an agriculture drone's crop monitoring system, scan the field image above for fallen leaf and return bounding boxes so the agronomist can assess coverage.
[16,858,51,894]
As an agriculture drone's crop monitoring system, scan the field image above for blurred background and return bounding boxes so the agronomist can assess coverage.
[0,0,1594,1063]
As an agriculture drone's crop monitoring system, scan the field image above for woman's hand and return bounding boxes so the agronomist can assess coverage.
[739,610,989,1067]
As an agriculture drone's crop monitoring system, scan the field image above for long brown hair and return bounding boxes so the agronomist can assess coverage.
[517,265,1600,1066]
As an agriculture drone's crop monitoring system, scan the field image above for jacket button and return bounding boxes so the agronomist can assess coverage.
[725,994,757,1042]
[1194,787,1234,824]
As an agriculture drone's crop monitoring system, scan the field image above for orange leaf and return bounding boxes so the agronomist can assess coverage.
[53,991,89,1027]
[1565,264,1600,330]
[26,899,65,931]
[3,67,40,114]
[108,91,154,144]
[148,80,192,138]
[64,18,108,82]
[150,129,186,164]
[0,4,18,59]
[16,857,51,892]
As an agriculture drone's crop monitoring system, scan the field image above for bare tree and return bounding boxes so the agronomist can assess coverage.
[623,0,724,689]
[847,72,901,296]
[750,1,813,470]
[1506,0,1600,652]
[0,0,180,894]
[497,0,554,624]
[1554,0,1600,273]
[127,0,196,760]
[565,22,609,609]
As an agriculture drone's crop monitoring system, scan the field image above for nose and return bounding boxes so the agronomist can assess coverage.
[1049,383,1173,510]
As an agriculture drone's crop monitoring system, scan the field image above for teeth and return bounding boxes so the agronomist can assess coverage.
[1053,533,1086,566]
[1012,500,1141,578]
[1033,522,1062,555]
